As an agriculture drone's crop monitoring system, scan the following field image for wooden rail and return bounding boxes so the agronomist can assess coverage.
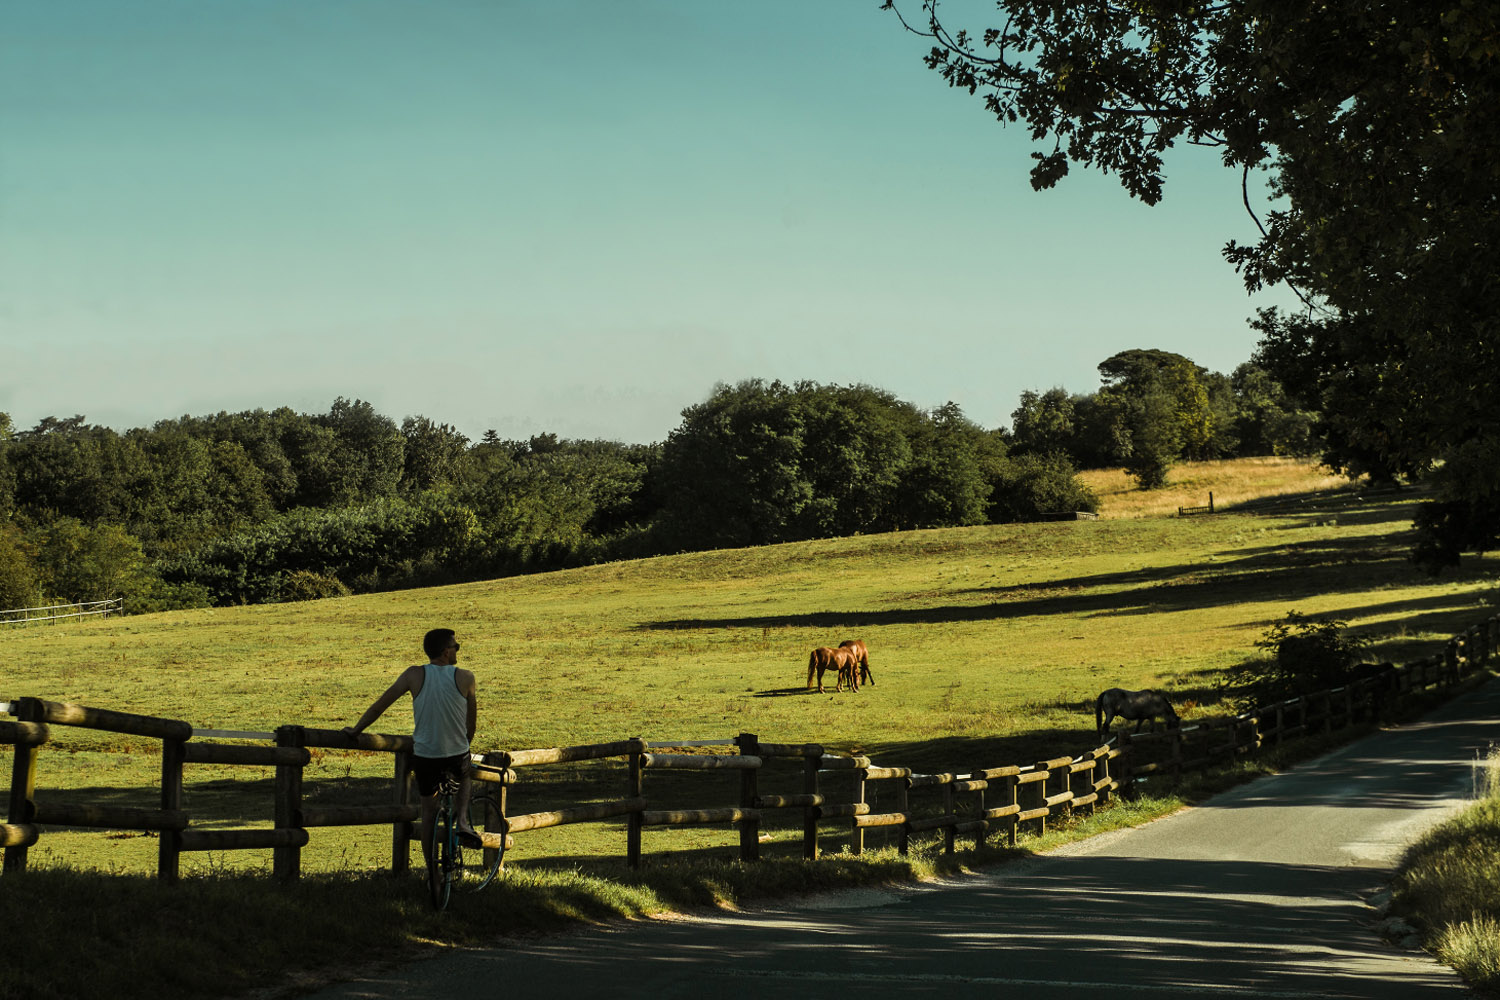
[3,613,1496,881]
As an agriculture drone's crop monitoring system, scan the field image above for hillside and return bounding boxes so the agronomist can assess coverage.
[1,457,1494,874]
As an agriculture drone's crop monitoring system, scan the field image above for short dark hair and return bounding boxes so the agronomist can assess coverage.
[423,628,456,659]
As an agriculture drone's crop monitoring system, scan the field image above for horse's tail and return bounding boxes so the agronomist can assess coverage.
[1095,694,1105,738]
[807,650,817,689]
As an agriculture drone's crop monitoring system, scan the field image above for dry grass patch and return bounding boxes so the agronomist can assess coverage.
[1079,457,1351,518]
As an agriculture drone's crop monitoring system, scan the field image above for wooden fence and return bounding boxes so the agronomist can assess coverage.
[3,614,1496,882]
[1178,492,1215,516]
[0,598,123,626]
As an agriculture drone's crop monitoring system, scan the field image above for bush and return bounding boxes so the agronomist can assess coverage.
[1217,611,1371,710]
[986,452,1101,523]
[277,570,352,602]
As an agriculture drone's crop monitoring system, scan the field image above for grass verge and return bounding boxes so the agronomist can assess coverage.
[1392,744,1500,995]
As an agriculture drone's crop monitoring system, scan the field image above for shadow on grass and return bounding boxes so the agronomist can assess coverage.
[637,518,1490,632]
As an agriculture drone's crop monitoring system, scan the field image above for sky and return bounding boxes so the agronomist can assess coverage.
[1,0,1300,446]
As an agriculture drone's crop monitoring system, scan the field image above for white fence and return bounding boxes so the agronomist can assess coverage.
[0,598,123,626]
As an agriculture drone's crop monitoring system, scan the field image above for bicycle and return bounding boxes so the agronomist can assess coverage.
[427,769,505,910]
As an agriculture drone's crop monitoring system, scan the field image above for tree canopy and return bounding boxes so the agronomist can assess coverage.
[884,0,1500,566]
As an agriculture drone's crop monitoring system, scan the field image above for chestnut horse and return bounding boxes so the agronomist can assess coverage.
[839,640,873,687]
[807,646,859,693]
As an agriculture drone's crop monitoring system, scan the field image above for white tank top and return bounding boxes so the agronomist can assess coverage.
[412,663,469,758]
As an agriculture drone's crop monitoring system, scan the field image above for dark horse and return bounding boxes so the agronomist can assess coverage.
[1096,688,1179,739]
[807,646,859,693]
[839,639,873,687]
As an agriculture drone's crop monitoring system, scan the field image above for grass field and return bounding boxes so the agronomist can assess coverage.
[2,458,1495,879]
[1077,456,1353,518]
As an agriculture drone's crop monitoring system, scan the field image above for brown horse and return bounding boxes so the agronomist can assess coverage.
[807,646,859,693]
[839,639,873,687]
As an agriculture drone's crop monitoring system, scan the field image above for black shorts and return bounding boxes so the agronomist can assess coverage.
[412,752,469,797]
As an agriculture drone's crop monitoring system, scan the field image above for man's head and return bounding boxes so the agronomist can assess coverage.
[423,628,458,662]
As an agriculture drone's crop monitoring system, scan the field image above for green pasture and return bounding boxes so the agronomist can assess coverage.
[3,489,1497,877]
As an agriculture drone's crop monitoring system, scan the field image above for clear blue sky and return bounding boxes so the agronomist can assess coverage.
[1,0,1298,445]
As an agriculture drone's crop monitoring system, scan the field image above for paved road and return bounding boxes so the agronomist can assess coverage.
[310,680,1499,999]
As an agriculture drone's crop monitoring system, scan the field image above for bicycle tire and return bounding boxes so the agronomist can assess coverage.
[458,792,504,892]
[429,796,455,911]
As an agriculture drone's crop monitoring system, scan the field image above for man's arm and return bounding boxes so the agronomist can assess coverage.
[346,665,422,735]
[459,667,478,743]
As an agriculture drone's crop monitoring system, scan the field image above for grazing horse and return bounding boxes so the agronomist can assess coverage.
[807,646,859,693]
[839,639,873,687]
[1096,688,1179,739]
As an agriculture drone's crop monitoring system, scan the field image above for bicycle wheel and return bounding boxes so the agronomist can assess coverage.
[428,797,455,911]
[457,792,504,892]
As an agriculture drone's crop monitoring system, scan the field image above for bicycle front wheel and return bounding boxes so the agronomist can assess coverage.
[457,793,504,892]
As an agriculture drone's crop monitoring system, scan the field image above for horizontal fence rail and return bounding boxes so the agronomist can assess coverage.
[0,598,123,626]
[3,613,1497,882]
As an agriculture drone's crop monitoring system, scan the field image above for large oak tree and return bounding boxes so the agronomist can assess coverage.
[885,0,1499,565]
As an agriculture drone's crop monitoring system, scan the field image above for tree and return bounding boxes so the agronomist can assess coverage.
[29,518,154,605]
[399,416,471,493]
[1094,349,1213,488]
[884,0,1500,562]
[654,380,990,549]
[317,398,405,506]
[0,412,15,520]
[1010,388,1076,458]
[1230,362,1317,458]
[0,524,38,611]
[893,402,999,529]
[986,452,1099,523]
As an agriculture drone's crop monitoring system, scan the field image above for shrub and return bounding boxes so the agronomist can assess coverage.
[278,570,352,602]
[1217,611,1371,710]
[986,452,1101,523]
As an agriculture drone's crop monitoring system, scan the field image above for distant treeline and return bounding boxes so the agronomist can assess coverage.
[0,351,1315,611]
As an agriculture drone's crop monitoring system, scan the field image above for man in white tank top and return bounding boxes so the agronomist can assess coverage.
[345,628,482,876]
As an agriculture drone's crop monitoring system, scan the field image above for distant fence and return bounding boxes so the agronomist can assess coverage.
[0,598,123,626]
[1178,493,1214,516]
[3,614,1496,883]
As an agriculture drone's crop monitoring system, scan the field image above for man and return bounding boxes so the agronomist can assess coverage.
[345,628,483,875]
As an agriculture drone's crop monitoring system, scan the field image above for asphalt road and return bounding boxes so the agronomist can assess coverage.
[309,679,1499,999]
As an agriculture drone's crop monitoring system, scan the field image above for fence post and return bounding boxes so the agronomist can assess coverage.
[273,725,305,881]
[1116,731,1133,798]
[850,762,866,856]
[159,736,185,882]
[803,746,821,860]
[1001,773,1019,847]
[897,774,911,855]
[391,751,413,876]
[942,780,957,854]
[627,737,645,869]
[975,774,988,849]
[4,698,41,874]
[736,733,760,863]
